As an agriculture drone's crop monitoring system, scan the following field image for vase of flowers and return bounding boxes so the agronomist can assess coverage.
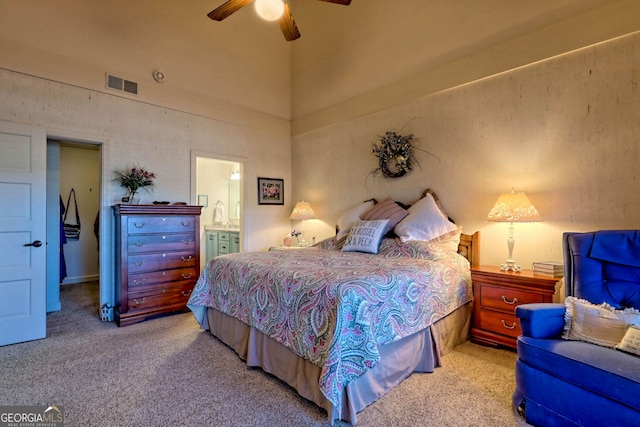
[291,229,304,246]
[114,164,156,204]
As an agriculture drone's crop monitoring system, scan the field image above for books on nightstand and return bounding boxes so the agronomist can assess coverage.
[532,261,564,277]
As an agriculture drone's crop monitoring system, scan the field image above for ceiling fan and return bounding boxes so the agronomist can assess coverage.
[207,0,352,41]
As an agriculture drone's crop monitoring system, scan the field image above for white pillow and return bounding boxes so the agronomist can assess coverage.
[336,200,375,240]
[616,325,640,356]
[342,219,389,254]
[562,296,640,348]
[394,193,458,243]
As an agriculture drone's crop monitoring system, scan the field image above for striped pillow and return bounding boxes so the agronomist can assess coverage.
[361,197,408,233]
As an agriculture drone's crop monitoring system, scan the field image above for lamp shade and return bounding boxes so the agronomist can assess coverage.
[290,201,316,220]
[486,190,541,223]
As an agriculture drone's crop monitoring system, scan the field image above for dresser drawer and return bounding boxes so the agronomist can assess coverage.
[125,283,194,313]
[128,267,197,291]
[480,285,544,313]
[127,216,196,234]
[218,232,230,242]
[218,242,230,254]
[128,251,196,273]
[127,233,195,253]
[477,309,521,339]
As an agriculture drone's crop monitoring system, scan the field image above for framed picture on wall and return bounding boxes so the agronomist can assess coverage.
[197,194,208,207]
[258,177,284,205]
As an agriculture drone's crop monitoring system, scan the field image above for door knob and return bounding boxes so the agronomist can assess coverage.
[24,240,43,247]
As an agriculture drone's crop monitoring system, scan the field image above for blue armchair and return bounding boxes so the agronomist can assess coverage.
[513,230,640,427]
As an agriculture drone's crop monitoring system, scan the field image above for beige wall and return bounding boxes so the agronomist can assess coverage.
[60,144,100,284]
[1,2,640,309]
[293,31,640,269]
[0,67,292,310]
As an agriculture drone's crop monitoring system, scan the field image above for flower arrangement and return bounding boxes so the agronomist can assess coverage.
[114,164,156,201]
[291,229,302,243]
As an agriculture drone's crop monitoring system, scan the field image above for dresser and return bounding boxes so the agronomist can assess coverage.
[471,265,561,349]
[205,228,240,263]
[113,204,202,326]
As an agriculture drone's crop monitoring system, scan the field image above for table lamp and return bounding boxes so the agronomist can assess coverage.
[487,189,541,271]
[289,201,316,246]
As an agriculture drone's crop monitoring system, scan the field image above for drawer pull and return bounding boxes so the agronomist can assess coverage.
[181,239,192,245]
[133,222,145,228]
[133,240,145,247]
[181,221,192,227]
[501,320,517,330]
[133,297,146,305]
[181,256,193,262]
[133,278,146,285]
[181,273,193,279]
[502,295,518,305]
[181,290,192,297]
[133,260,145,267]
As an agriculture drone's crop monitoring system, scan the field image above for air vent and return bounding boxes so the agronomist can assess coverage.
[106,73,138,95]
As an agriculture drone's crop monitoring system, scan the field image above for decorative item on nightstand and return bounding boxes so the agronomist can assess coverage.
[486,189,541,272]
[289,201,316,247]
[532,260,564,277]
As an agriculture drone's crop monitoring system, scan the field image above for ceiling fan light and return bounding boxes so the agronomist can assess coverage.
[255,0,285,21]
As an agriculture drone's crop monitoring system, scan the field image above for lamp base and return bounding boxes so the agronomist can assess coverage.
[500,260,521,272]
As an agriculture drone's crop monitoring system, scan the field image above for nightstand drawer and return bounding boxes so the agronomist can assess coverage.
[471,266,561,349]
[480,285,544,313]
[478,309,521,338]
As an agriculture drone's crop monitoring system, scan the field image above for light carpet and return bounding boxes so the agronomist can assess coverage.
[0,282,530,426]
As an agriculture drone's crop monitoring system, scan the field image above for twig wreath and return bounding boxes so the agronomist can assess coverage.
[370,128,438,178]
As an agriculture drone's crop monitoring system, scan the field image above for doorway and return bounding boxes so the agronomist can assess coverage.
[47,139,101,316]
[192,152,244,268]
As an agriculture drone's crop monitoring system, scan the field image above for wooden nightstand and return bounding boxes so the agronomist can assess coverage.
[471,265,561,349]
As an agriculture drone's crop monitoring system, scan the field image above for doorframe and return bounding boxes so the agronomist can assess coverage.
[190,150,246,255]
[47,127,112,320]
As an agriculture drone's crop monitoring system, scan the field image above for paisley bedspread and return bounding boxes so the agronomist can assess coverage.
[187,238,471,412]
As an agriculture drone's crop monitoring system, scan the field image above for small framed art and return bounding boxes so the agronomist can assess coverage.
[258,177,284,205]
[197,194,208,207]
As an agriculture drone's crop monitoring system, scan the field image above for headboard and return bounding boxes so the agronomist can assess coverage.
[458,231,480,268]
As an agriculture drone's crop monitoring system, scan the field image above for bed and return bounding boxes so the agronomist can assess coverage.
[188,190,479,424]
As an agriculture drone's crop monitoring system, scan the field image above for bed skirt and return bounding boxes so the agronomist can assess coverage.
[206,302,471,424]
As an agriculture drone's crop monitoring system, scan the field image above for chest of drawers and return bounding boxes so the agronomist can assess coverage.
[471,265,561,349]
[113,204,202,326]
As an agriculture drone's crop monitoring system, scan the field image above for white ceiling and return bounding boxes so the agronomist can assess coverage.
[1,0,638,123]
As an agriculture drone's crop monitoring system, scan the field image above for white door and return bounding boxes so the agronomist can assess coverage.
[0,121,47,346]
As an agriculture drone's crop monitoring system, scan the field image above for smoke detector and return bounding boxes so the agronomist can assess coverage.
[152,70,166,83]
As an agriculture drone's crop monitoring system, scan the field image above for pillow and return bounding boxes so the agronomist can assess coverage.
[562,296,640,348]
[429,226,463,252]
[361,197,408,232]
[342,219,389,254]
[616,325,640,356]
[393,193,459,243]
[422,188,448,217]
[336,200,375,240]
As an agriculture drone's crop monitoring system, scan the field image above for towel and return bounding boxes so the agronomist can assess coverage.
[214,201,224,223]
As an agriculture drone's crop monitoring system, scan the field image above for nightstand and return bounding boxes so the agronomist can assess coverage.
[471,265,561,349]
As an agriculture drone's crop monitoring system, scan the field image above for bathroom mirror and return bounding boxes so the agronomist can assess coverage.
[229,177,240,224]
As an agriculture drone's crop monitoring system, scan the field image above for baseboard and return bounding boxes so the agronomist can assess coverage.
[61,274,99,285]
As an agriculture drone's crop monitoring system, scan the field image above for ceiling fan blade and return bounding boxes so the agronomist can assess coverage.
[278,3,301,41]
[318,0,352,5]
[208,0,254,21]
